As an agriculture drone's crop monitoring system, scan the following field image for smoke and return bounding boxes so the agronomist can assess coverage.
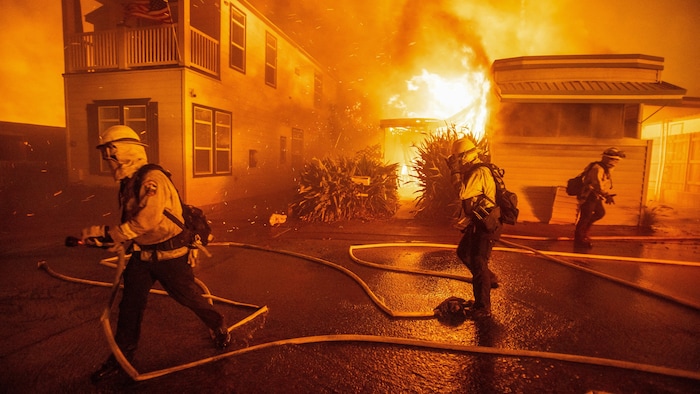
[252,0,501,120]
[249,0,700,119]
[1,0,698,128]
[392,1,490,71]
[0,2,65,127]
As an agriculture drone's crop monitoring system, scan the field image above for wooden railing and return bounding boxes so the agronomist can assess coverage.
[66,29,120,71]
[126,25,179,67]
[65,25,219,77]
[190,27,219,75]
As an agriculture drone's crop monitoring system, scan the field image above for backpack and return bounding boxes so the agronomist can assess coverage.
[133,164,213,247]
[472,163,519,225]
[566,161,601,196]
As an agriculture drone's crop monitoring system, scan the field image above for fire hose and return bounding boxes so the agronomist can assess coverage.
[348,241,700,311]
[40,238,700,382]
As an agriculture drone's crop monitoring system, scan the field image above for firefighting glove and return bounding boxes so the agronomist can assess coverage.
[605,194,616,205]
[108,240,131,255]
[188,249,199,267]
[80,225,113,247]
[107,226,130,253]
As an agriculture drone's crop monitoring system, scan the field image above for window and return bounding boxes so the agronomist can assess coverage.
[280,136,287,164]
[291,128,303,169]
[87,99,158,175]
[314,72,322,108]
[265,32,277,88]
[249,149,258,168]
[193,105,232,176]
[230,5,246,73]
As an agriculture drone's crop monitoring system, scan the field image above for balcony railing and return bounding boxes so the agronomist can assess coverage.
[65,25,219,77]
[190,27,219,75]
[66,29,120,71]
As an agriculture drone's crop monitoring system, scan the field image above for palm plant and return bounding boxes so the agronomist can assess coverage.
[412,129,461,223]
[290,145,399,222]
[412,125,488,223]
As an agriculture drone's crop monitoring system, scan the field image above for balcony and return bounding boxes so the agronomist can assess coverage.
[65,25,219,77]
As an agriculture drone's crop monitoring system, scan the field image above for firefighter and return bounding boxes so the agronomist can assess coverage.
[447,138,501,319]
[574,147,626,249]
[81,125,230,383]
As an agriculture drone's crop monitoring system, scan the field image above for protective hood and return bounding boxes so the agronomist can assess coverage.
[111,142,148,181]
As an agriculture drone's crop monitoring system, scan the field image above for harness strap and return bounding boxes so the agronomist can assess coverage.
[139,232,189,251]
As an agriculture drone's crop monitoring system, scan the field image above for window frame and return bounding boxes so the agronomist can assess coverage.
[291,127,303,169]
[279,135,287,165]
[265,31,277,88]
[87,99,158,175]
[193,104,232,177]
[229,5,246,73]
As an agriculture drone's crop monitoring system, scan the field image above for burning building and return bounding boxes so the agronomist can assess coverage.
[382,54,689,225]
[641,97,700,213]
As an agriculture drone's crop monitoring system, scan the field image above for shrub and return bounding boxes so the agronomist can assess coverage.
[639,202,674,232]
[412,129,461,223]
[290,146,399,222]
[412,125,488,223]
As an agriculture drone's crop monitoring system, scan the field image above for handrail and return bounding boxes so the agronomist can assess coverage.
[126,25,179,67]
[65,24,221,75]
[190,27,219,76]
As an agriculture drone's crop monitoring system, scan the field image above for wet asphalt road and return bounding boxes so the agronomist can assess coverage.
[1,189,700,393]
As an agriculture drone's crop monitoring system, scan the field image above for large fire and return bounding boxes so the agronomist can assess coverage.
[383,68,491,200]
[387,68,490,142]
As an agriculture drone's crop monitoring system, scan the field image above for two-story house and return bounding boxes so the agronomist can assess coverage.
[61,0,339,206]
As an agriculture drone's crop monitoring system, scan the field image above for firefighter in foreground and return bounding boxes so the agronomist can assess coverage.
[81,125,230,383]
[574,147,626,249]
[447,138,501,319]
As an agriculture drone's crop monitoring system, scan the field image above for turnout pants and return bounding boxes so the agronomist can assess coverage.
[456,223,496,312]
[575,194,606,241]
[113,252,224,357]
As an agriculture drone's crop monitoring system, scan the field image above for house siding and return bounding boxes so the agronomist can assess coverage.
[491,137,650,225]
[65,69,184,187]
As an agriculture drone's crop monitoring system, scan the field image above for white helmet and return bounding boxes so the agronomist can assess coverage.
[96,125,147,149]
[602,147,625,160]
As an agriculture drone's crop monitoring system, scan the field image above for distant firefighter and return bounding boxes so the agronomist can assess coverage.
[574,147,626,249]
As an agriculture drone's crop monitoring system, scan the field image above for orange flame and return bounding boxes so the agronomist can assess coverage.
[388,69,490,142]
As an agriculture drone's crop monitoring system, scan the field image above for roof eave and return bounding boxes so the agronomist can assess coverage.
[497,94,686,105]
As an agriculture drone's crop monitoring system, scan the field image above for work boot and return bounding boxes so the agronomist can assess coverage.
[214,327,231,349]
[471,307,492,320]
[574,237,593,249]
[490,271,500,289]
[90,355,124,384]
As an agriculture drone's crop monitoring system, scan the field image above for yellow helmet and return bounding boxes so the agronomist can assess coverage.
[451,138,477,156]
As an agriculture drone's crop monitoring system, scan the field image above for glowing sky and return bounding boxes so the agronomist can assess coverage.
[1,0,698,127]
